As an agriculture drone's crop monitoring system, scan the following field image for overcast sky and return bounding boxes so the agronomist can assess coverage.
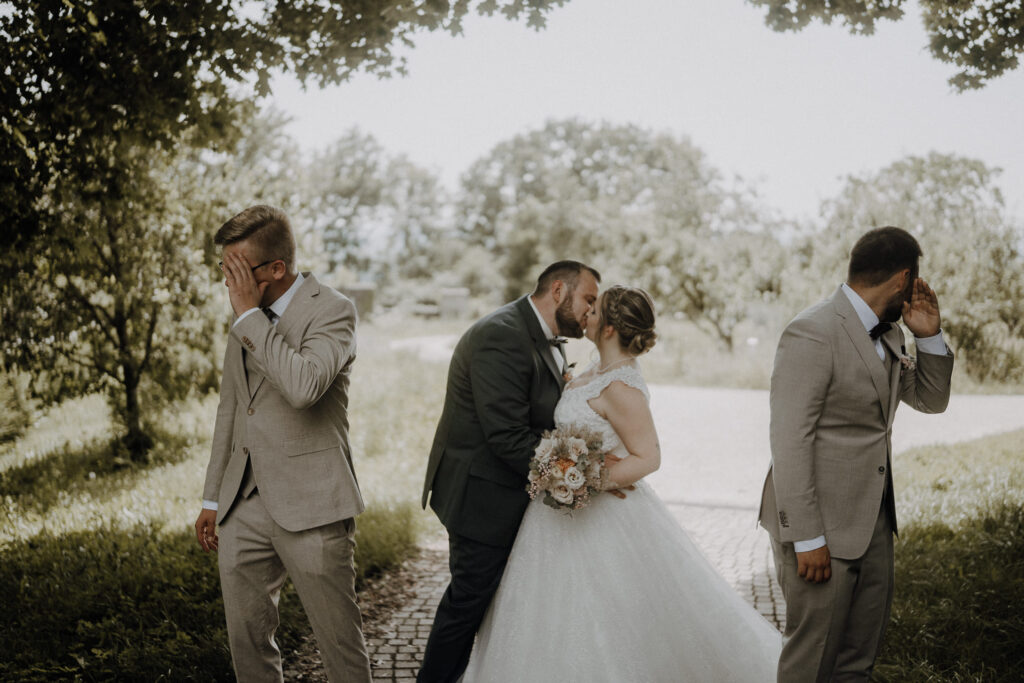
[269,0,1023,223]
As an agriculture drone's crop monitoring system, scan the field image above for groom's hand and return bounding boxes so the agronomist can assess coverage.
[603,453,635,499]
[796,546,831,583]
[901,278,941,338]
[195,508,219,553]
[222,251,269,317]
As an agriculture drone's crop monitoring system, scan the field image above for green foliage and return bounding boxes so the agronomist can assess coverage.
[874,504,1024,682]
[0,526,243,680]
[453,119,786,347]
[352,502,421,588]
[1,140,228,460]
[750,0,1024,91]
[782,152,1024,384]
[0,505,418,681]
[1,0,568,247]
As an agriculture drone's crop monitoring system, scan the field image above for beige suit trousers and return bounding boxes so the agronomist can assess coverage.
[771,502,895,683]
[218,488,371,682]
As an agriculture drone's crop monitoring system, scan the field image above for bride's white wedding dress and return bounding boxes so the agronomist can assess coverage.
[462,363,781,682]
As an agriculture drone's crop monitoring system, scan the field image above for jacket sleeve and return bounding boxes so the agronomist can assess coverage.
[202,342,237,502]
[769,316,832,543]
[898,330,954,414]
[231,295,356,410]
[469,323,541,478]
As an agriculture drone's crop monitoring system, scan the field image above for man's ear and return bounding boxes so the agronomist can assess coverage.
[550,279,564,304]
[271,260,287,281]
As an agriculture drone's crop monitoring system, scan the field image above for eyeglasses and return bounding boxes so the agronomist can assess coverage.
[218,260,275,273]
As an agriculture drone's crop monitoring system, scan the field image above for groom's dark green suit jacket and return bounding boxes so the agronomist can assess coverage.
[422,295,565,547]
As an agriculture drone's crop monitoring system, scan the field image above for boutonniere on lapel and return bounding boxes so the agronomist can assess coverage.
[898,344,916,375]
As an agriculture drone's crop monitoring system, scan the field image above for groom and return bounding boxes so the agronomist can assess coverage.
[194,205,371,682]
[418,260,600,682]
[759,226,954,682]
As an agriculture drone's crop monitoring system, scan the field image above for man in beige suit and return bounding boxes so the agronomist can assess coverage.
[759,226,954,682]
[194,205,371,682]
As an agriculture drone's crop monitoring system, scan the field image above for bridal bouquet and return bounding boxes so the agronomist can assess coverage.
[527,425,605,512]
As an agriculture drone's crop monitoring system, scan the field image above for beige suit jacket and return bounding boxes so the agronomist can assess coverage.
[759,286,954,560]
[202,273,365,532]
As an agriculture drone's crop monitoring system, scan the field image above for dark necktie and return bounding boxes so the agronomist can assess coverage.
[869,322,890,340]
[550,337,568,373]
[261,307,277,323]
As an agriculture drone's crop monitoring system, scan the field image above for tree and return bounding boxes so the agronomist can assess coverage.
[749,0,1024,90]
[455,119,786,346]
[1,143,223,460]
[785,152,1024,382]
[1,0,568,248]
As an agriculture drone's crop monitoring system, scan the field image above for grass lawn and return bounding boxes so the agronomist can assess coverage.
[874,429,1024,682]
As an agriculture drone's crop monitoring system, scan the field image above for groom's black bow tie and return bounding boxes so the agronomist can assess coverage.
[549,337,568,347]
[869,322,890,340]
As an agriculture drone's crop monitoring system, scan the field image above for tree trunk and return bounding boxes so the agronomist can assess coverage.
[121,364,152,462]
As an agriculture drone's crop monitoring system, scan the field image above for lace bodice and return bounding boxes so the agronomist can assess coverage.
[553,362,650,457]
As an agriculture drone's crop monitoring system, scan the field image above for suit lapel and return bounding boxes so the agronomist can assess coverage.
[881,330,903,425]
[514,296,566,390]
[247,273,320,405]
[833,288,890,417]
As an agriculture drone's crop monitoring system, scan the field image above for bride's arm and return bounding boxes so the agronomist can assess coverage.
[592,381,661,488]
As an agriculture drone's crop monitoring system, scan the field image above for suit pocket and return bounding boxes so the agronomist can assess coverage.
[283,430,343,457]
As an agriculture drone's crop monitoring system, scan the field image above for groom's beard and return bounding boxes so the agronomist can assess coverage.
[554,293,584,338]
[881,281,913,323]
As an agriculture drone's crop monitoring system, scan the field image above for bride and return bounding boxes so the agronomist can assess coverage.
[461,285,781,682]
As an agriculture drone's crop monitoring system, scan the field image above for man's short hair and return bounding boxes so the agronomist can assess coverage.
[532,260,601,297]
[848,226,922,287]
[214,205,296,272]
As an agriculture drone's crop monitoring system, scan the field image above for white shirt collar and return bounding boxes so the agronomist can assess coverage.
[268,273,305,319]
[841,283,880,333]
[527,295,556,340]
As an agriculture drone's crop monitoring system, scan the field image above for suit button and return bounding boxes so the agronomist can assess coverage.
[243,447,250,456]
[247,408,255,416]
[878,465,886,474]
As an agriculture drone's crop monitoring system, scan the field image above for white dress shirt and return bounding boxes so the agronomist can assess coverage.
[793,284,948,552]
[527,295,566,373]
[203,274,305,511]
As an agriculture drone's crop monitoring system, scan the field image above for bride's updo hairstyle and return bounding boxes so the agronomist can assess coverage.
[599,285,657,356]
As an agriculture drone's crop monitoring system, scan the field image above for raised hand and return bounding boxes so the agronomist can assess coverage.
[221,251,269,317]
[901,278,941,338]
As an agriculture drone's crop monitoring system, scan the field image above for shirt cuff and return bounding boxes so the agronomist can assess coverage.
[794,535,826,552]
[914,330,947,356]
[232,308,259,327]
[202,499,219,511]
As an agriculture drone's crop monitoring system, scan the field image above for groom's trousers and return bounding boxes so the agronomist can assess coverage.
[218,486,371,683]
[771,501,895,683]
[417,533,513,683]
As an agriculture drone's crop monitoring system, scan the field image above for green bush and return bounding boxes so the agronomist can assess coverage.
[874,504,1024,682]
[0,503,419,681]
[353,501,420,589]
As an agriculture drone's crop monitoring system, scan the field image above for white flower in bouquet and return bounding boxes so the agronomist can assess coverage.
[551,484,574,505]
[535,440,555,465]
[565,437,587,462]
[564,466,585,490]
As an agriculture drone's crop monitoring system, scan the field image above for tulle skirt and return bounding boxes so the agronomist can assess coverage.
[462,481,781,682]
